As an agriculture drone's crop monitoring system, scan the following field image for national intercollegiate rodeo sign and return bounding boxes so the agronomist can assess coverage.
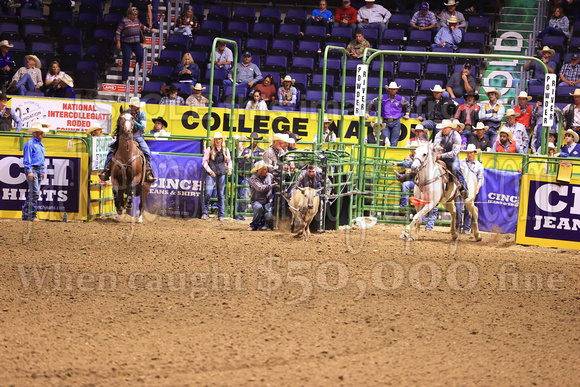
[516,175,580,250]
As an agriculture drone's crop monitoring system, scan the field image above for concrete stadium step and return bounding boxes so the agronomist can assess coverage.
[501,7,540,16]
[497,22,535,32]
[501,14,537,24]
[105,74,146,82]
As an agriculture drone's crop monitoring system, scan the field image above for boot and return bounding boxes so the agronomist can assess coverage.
[394,170,405,182]
[459,186,469,199]
[145,162,156,183]
[6,80,17,95]
[98,162,111,181]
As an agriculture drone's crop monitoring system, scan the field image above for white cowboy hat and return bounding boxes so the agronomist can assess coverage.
[447,15,459,24]
[465,144,478,152]
[411,124,425,133]
[569,89,580,96]
[250,160,272,174]
[26,122,49,134]
[355,216,377,229]
[87,124,105,134]
[25,54,41,68]
[386,81,400,89]
[323,115,333,123]
[547,142,557,149]
[59,74,74,88]
[0,40,13,48]
[472,122,489,131]
[128,96,146,107]
[452,119,465,130]
[539,46,555,57]
[430,84,445,93]
[485,88,501,98]
[409,140,420,148]
[498,128,513,140]
[505,108,520,117]
[280,133,295,144]
[37,119,51,128]
[563,129,580,142]
[213,132,223,139]
[191,83,206,91]
[282,75,295,83]
[436,119,457,129]
[233,134,247,141]
[517,91,532,101]
[444,0,459,5]
[269,133,288,143]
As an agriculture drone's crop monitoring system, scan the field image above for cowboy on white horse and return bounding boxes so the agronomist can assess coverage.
[433,119,469,199]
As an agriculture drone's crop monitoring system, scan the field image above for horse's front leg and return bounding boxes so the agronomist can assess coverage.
[465,202,482,241]
[443,201,458,240]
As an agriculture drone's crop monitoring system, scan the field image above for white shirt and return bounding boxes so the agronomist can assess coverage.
[357,4,391,24]
[460,158,484,187]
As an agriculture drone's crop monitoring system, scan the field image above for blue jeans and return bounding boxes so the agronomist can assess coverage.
[380,119,401,146]
[223,79,250,88]
[421,119,440,140]
[537,25,567,39]
[333,22,357,35]
[175,26,192,37]
[121,42,144,82]
[400,180,414,207]
[455,197,473,232]
[399,180,437,229]
[207,63,232,72]
[236,176,250,219]
[306,16,330,34]
[441,156,467,188]
[203,174,226,218]
[486,126,499,146]
[250,201,273,229]
[104,136,151,166]
[22,168,42,221]
[528,78,544,86]
[358,22,386,43]
[16,73,37,95]
[151,0,159,28]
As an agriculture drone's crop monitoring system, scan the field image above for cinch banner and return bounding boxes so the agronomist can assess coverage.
[516,175,580,250]
[0,152,88,220]
[477,169,521,234]
[131,154,204,218]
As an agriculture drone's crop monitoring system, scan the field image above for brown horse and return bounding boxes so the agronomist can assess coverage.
[111,112,151,222]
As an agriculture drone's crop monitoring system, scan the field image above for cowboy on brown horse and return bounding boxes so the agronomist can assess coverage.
[99,97,156,183]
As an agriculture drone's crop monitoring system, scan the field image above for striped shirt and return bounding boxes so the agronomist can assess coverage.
[115,17,148,43]
[410,10,436,28]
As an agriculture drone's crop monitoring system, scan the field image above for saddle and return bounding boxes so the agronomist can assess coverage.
[435,160,462,192]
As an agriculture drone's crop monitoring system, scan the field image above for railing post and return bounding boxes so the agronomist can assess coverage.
[133,61,140,97]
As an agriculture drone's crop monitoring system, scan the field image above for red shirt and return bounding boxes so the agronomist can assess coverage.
[335,6,357,25]
[515,104,532,129]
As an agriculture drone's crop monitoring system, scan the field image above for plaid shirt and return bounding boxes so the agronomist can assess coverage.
[160,95,185,106]
[411,10,436,28]
[560,63,580,82]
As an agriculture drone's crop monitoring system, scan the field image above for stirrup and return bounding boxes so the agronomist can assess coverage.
[98,167,110,181]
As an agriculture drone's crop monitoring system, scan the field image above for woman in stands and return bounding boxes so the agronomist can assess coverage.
[246,89,268,111]
[173,52,200,84]
[115,7,153,82]
[278,76,298,109]
[174,5,199,39]
[536,6,570,40]
[44,61,65,97]
[252,75,276,107]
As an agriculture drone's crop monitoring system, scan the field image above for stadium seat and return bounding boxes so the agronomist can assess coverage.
[245,38,269,56]
[398,62,421,80]
[190,51,209,65]
[0,23,19,40]
[403,46,426,62]
[316,58,341,76]
[276,24,301,41]
[429,46,454,65]
[258,8,282,25]
[92,29,115,45]
[142,81,165,95]
[250,23,275,40]
[192,3,205,22]
[425,63,449,83]
[193,36,215,53]
[289,57,315,74]
[76,61,99,72]
[206,5,230,23]
[79,0,102,14]
[467,16,490,34]
[158,50,182,68]
[226,21,250,39]
[101,14,123,31]
[232,7,255,24]
[542,36,566,53]
[394,78,416,93]
[51,11,74,35]
[459,32,486,52]
[408,30,432,46]
[149,65,174,82]
[271,39,294,58]
[418,79,443,95]
[327,27,352,44]
[388,13,411,30]
[20,8,44,25]
[286,73,308,94]
[75,12,100,32]
[165,34,189,53]
[263,55,287,73]
[199,20,224,37]
[73,69,97,90]
[362,28,379,47]
[284,9,307,27]
[297,41,321,59]
[303,25,326,44]
[382,29,406,46]
[108,0,130,15]
[370,61,394,78]
[60,27,83,46]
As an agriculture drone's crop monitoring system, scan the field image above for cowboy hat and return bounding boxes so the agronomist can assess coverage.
[485,88,501,98]
[452,119,465,130]
[0,40,13,48]
[213,132,224,139]
[323,115,333,123]
[430,84,445,93]
[269,133,288,143]
[59,74,74,88]
[464,90,479,100]
[386,81,400,89]
[408,140,420,148]
[436,119,458,129]
[472,122,489,131]
[498,128,513,140]
[168,84,180,92]
[128,96,146,107]
[233,134,247,141]
[87,124,105,134]
[444,0,458,5]
[465,144,479,153]
[563,129,580,142]
[280,133,295,144]
[355,216,377,229]
[287,132,302,142]
[250,160,272,174]
[447,15,459,24]
[25,54,41,68]
[517,91,532,101]
[249,132,263,140]
[547,142,557,149]
[411,124,425,133]
[191,83,206,91]
[152,116,168,127]
[282,75,295,83]
[569,89,580,97]
[505,109,520,117]
[26,122,49,134]
[539,46,555,57]
[372,122,386,131]
[0,92,10,101]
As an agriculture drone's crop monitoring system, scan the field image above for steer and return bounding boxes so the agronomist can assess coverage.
[289,187,323,241]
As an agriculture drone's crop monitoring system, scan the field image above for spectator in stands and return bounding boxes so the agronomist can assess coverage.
[456,0,478,15]
[0,93,22,131]
[347,29,371,59]
[129,0,152,29]
[209,41,233,72]
[149,117,170,137]
[7,55,42,95]
[455,90,480,140]
[439,0,466,30]
[116,7,151,82]
[531,127,557,155]
[468,122,491,151]
[53,74,75,99]
[365,122,382,144]
[335,0,358,34]
[202,132,232,221]
[409,124,428,146]
[224,52,262,88]
[536,6,570,40]
[21,122,47,222]
[0,41,15,90]
[378,82,411,146]
[44,61,66,96]
[434,119,469,198]
[432,15,462,49]
[174,52,200,84]
[417,84,457,139]
[305,0,334,36]
[186,83,209,107]
[160,84,185,106]
[174,5,199,39]
[524,46,557,86]
[514,91,533,131]
[479,87,504,145]
[246,89,268,111]
[313,116,337,142]
[278,76,298,108]
[357,0,391,43]
[492,128,521,153]
[455,143,484,234]
[0,0,21,15]
[253,75,277,106]
[562,89,580,136]
[248,160,276,231]
[446,62,475,99]
[558,130,580,156]
[559,53,580,87]
[503,109,528,154]
[410,2,437,34]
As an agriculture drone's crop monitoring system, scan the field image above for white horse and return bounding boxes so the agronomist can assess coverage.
[400,144,481,242]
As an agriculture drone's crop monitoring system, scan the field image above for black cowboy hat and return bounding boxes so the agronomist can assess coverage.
[0,92,10,101]
[249,132,263,140]
[464,90,479,100]
[152,116,168,127]
[287,132,302,142]
[168,84,180,92]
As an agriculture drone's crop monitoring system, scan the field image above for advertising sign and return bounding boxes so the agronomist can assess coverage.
[477,169,521,234]
[91,136,114,170]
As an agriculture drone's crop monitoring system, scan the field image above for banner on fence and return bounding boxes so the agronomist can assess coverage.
[91,136,114,170]
[146,139,203,154]
[477,169,521,234]
[9,97,113,132]
[0,152,88,220]
[516,175,580,250]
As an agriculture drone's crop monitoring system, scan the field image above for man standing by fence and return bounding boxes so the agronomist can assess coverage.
[455,144,484,234]
[21,122,48,222]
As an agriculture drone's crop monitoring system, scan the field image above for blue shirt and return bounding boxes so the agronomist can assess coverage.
[117,109,147,137]
[529,59,557,80]
[311,9,333,22]
[0,51,13,71]
[434,26,463,47]
[23,136,45,174]
[1,106,23,132]
[560,142,580,157]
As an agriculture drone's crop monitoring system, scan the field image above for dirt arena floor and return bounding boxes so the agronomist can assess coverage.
[1,214,579,385]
